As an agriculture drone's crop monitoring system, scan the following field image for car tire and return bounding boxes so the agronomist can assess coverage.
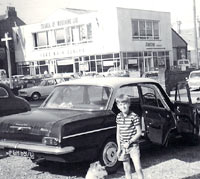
[31,92,41,101]
[99,138,120,174]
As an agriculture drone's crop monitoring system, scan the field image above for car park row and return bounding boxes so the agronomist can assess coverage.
[0,77,200,174]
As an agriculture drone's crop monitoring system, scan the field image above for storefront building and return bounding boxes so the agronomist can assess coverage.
[13,7,173,76]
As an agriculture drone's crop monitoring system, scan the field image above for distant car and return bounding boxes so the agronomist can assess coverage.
[187,70,200,90]
[0,77,200,173]
[142,71,159,81]
[104,67,129,77]
[0,83,30,117]
[178,59,190,70]
[18,77,68,101]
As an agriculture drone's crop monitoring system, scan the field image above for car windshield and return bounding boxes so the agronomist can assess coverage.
[43,85,112,111]
[190,72,200,78]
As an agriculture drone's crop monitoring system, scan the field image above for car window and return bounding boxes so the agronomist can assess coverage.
[44,85,111,110]
[176,83,189,103]
[55,78,65,84]
[0,87,9,98]
[47,79,55,85]
[116,85,139,98]
[140,84,167,108]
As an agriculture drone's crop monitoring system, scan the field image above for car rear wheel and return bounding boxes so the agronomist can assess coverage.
[99,139,120,174]
[31,92,41,101]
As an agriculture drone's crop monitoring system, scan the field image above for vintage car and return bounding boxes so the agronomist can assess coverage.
[18,77,69,101]
[0,83,31,117]
[0,77,199,173]
[187,70,200,90]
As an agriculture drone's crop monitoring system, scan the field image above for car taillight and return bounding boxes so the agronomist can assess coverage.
[42,137,59,146]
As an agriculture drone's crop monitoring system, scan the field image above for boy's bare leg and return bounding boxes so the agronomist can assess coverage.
[131,153,144,179]
[123,159,132,179]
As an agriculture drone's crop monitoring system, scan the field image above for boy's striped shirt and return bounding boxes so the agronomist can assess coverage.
[116,111,140,144]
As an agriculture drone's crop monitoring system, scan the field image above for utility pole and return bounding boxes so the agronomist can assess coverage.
[197,17,200,38]
[1,32,13,88]
[177,21,182,34]
[193,0,199,69]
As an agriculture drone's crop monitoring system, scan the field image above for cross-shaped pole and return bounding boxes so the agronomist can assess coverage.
[1,32,13,89]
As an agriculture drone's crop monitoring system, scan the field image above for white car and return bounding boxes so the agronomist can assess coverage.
[18,77,68,100]
[187,70,200,90]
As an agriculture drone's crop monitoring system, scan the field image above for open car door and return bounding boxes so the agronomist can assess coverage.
[173,82,199,141]
[139,83,176,145]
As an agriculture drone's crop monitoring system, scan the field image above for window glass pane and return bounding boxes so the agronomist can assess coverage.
[146,21,153,37]
[176,83,189,102]
[37,31,48,46]
[139,21,146,37]
[72,26,80,43]
[132,20,139,36]
[66,27,71,43]
[87,23,92,40]
[80,25,87,41]
[153,21,159,37]
[55,28,65,44]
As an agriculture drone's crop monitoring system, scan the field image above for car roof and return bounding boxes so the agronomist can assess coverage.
[190,70,200,74]
[57,77,157,88]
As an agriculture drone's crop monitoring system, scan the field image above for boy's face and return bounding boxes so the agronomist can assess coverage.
[117,101,130,114]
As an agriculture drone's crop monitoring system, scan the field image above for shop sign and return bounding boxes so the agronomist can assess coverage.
[128,59,138,65]
[57,59,74,65]
[103,61,113,66]
[41,18,78,29]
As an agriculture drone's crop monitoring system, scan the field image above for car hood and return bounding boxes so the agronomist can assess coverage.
[0,108,108,142]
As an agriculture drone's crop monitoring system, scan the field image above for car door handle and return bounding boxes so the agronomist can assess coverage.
[177,106,180,113]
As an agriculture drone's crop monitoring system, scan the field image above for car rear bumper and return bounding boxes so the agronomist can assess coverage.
[0,140,75,155]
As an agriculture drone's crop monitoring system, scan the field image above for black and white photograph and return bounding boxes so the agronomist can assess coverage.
[0,0,200,178]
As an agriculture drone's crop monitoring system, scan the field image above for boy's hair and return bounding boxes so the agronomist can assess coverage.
[116,94,130,104]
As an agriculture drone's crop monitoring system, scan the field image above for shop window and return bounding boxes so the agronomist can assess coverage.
[114,53,119,58]
[80,25,87,41]
[66,27,71,44]
[132,19,160,40]
[90,61,96,71]
[102,54,113,59]
[55,28,65,44]
[87,23,92,40]
[33,31,49,48]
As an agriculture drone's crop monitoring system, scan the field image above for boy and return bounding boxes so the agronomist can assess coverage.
[116,94,144,179]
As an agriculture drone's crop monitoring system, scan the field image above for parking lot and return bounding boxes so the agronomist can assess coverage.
[0,139,200,179]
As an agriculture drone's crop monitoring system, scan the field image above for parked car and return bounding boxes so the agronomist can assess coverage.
[104,67,129,77]
[0,77,199,173]
[142,70,159,81]
[187,70,200,90]
[18,77,68,101]
[0,83,31,117]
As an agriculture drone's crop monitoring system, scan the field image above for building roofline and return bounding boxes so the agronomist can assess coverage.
[171,28,188,45]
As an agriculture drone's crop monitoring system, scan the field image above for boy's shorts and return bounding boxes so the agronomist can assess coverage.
[118,143,140,162]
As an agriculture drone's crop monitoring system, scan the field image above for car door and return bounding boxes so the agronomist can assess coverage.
[173,82,198,135]
[139,84,176,145]
[41,79,56,97]
[0,86,17,116]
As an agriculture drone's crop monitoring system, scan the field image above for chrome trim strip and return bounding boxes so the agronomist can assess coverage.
[63,126,116,139]
[0,141,74,155]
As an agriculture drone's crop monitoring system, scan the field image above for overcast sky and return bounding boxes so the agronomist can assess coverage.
[0,0,199,30]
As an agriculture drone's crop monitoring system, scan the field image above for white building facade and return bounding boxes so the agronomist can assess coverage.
[13,7,173,76]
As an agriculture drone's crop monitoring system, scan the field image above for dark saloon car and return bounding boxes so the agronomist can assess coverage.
[0,77,199,173]
[0,83,31,117]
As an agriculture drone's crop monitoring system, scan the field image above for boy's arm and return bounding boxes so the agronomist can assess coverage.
[129,124,142,144]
